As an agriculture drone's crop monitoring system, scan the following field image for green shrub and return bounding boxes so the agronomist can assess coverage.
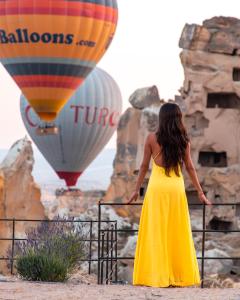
[16,252,68,282]
[13,217,86,282]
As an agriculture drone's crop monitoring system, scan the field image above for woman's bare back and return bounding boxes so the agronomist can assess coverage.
[148,133,164,167]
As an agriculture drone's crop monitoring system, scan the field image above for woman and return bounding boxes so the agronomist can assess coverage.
[128,102,212,288]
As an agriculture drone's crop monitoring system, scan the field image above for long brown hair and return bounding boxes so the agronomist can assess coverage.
[156,103,189,176]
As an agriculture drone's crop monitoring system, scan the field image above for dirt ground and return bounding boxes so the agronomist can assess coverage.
[0,280,240,300]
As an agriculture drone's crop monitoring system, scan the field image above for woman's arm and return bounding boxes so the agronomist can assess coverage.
[127,134,152,203]
[184,142,212,205]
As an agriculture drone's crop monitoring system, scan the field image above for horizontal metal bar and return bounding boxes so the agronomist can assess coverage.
[101,229,137,233]
[98,256,240,261]
[100,203,143,206]
[0,257,99,262]
[197,257,240,259]
[0,219,116,223]
[100,228,240,234]
[0,238,101,242]
[193,229,240,233]
[1,256,238,262]
[99,202,239,206]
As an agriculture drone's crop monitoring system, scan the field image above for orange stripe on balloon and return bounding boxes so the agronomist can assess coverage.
[13,75,83,89]
[22,87,74,100]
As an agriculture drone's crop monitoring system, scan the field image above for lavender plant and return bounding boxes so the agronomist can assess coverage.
[14,217,86,282]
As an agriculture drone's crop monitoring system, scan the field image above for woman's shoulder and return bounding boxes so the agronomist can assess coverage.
[146,133,158,150]
[147,132,157,142]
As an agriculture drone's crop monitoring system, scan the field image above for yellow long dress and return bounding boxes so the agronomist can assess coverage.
[133,159,201,287]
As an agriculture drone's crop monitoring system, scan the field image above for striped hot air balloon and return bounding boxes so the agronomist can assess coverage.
[0,0,118,122]
[20,67,122,187]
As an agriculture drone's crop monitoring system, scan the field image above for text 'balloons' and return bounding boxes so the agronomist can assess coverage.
[0,0,118,122]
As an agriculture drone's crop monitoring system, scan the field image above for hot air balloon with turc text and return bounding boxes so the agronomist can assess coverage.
[20,67,122,187]
[0,0,118,123]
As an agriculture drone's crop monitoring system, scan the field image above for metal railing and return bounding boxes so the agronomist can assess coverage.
[97,201,240,288]
[0,202,239,289]
[0,218,116,276]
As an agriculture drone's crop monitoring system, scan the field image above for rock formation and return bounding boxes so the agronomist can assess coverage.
[43,190,105,220]
[105,17,240,230]
[0,137,45,274]
[129,85,160,109]
[179,16,240,228]
[104,86,163,222]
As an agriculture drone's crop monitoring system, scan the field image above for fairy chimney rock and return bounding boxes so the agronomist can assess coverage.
[179,16,240,228]
[0,137,45,274]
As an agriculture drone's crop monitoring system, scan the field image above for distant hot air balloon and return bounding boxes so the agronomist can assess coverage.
[20,68,122,187]
[0,0,118,122]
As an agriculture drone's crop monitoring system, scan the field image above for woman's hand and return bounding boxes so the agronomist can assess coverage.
[127,191,139,204]
[198,192,212,206]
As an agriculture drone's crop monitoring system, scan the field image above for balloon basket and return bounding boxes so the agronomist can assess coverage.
[36,125,59,136]
[55,188,82,197]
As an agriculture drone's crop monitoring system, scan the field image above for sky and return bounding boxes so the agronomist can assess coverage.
[0,0,239,149]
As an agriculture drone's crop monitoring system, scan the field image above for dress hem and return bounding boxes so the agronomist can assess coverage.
[133,281,201,288]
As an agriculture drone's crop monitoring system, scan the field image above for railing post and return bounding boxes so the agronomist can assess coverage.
[88,220,93,275]
[10,218,16,275]
[101,231,105,284]
[97,199,102,284]
[110,224,114,283]
[114,222,118,283]
[201,204,206,289]
[106,223,110,284]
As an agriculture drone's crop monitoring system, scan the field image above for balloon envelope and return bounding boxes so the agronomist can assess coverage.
[20,68,122,187]
[1,0,118,122]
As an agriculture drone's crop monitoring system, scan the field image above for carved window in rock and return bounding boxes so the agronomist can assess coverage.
[207,93,240,109]
[198,151,227,168]
[208,217,233,231]
[236,204,240,217]
[233,68,240,81]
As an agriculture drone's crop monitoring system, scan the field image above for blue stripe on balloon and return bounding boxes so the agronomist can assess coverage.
[5,63,92,77]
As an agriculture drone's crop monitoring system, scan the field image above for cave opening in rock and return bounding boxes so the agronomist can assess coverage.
[207,92,240,109]
[232,49,238,56]
[208,217,233,232]
[233,68,240,81]
[198,151,227,167]
[236,204,240,217]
